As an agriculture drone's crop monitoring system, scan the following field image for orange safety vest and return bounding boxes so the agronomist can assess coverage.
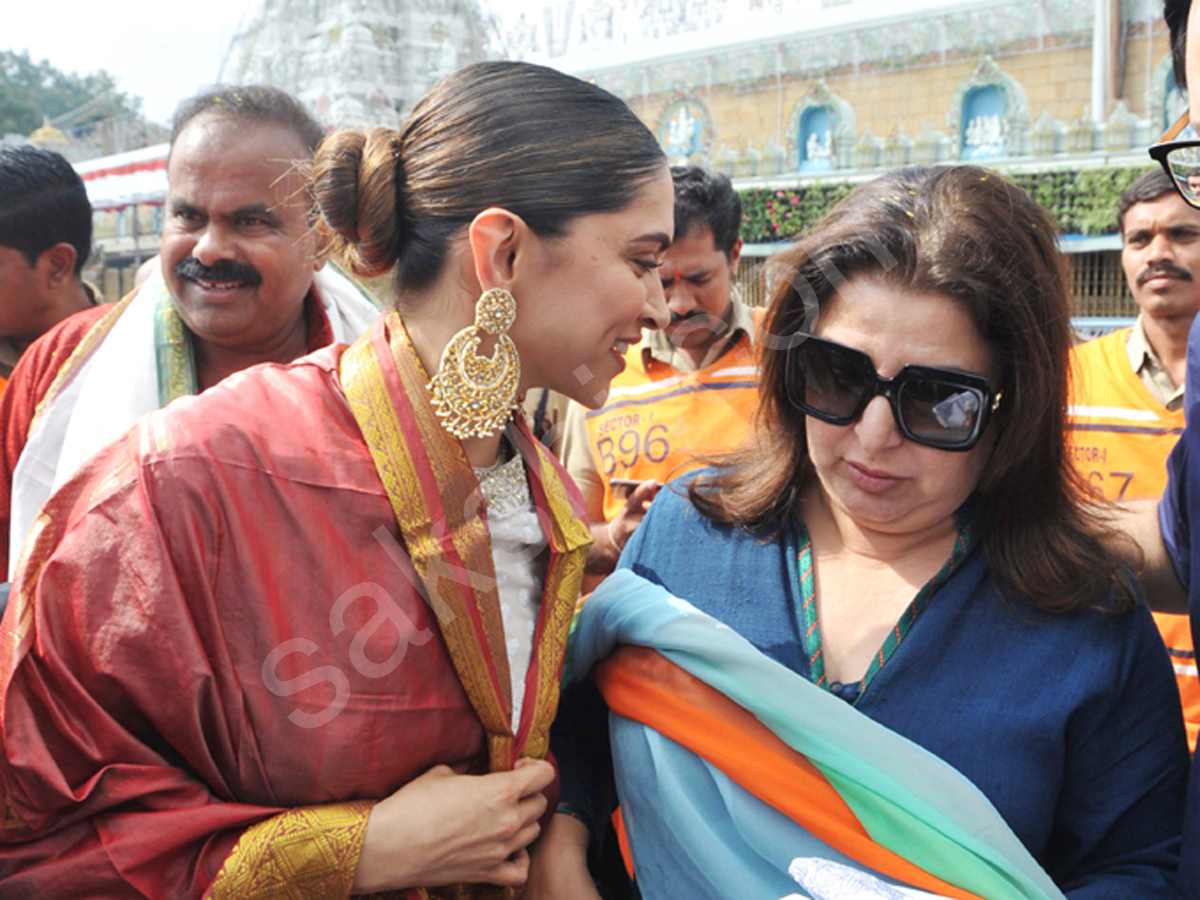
[1067,327,1198,749]
[586,333,759,523]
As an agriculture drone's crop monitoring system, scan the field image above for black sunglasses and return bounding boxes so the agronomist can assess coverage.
[1149,111,1200,210]
[784,334,1001,451]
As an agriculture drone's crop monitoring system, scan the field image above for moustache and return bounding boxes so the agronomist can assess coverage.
[175,257,263,288]
[667,311,728,336]
[1137,263,1193,286]
[669,309,707,325]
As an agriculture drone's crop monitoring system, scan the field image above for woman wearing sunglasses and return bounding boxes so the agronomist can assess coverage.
[532,166,1187,899]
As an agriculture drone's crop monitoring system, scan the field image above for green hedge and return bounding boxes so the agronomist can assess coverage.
[739,166,1155,243]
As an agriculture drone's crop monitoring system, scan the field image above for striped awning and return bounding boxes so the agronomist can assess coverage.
[74,143,169,211]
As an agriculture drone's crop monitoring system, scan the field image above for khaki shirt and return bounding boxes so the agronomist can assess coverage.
[1126,316,1185,411]
[559,296,759,522]
[521,388,574,451]
[638,293,758,372]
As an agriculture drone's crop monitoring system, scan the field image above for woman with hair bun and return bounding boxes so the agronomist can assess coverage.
[0,61,671,898]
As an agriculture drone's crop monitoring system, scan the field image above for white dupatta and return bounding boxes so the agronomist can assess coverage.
[9,264,381,578]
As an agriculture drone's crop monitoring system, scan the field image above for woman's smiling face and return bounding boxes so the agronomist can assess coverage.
[508,165,674,408]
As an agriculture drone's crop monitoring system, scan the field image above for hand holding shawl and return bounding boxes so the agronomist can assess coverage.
[564,570,1066,900]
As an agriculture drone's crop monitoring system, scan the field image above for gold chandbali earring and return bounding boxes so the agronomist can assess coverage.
[428,287,521,440]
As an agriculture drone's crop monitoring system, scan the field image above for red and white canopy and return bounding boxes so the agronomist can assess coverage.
[74,143,169,211]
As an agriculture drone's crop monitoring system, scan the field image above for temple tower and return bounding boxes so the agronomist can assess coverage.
[219,0,490,129]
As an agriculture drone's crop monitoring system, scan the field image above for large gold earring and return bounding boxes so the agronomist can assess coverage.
[428,287,521,440]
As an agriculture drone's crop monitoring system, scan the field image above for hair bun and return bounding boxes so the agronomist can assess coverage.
[312,128,403,278]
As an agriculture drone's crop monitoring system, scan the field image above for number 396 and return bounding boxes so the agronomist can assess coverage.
[598,424,671,476]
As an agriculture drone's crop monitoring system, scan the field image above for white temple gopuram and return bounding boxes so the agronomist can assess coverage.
[218,0,490,129]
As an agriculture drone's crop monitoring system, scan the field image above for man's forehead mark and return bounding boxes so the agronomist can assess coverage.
[665,263,715,280]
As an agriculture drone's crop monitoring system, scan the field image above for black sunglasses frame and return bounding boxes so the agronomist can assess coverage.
[784,334,1000,452]
[1149,111,1200,210]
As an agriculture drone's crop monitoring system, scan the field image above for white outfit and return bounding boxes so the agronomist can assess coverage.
[9,265,381,578]
[473,450,546,730]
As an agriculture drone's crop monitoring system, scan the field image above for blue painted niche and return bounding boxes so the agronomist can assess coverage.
[799,105,834,172]
[960,85,1007,160]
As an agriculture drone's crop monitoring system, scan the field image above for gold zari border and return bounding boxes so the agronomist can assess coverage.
[386,317,512,717]
[338,319,593,900]
[207,801,372,899]
[341,332,512,761]
[521,448,589,759]
[154,289,198,405]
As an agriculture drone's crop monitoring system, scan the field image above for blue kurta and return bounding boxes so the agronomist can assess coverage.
[567,479,1186,897]
[1159,312,1200,899]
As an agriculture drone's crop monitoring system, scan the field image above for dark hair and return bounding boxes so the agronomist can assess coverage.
[1118,169,1181,233]
[1166,0,1189,90]
[690,165,1135,616]
[0,145,92,276]
[672,165,742,257]
[170,85,325,156]
[311,61,667,294]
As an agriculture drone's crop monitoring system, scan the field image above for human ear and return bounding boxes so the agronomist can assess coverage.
[467,208,524,292]
[728,236,743,271]
[39,243,78,288]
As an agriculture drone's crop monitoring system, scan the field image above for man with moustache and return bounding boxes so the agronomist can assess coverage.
[559,166,760,575]
[1092,1,1200,892]
[0,86,379,579]
[1066,168,1200,749]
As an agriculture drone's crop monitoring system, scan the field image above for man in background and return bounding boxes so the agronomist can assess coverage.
[0,85,379,578]
[0,145,100,384]
[561,165,760,575]
[1067,168,1200,748]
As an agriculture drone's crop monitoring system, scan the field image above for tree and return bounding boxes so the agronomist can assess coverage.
[0,50,142,136]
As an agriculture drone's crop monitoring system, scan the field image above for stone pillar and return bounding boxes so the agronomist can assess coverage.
[1090,0,1112,124]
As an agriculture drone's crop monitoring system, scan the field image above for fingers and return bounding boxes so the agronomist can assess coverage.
[627,479,661,508]
[506,819,542,857]
[620,480,661,531]
[485,848,532,887]
[507,758,556,796]
[516,786,549,824]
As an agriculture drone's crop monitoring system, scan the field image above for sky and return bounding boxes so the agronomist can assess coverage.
[6,0,257,125]
[4,0,534,127]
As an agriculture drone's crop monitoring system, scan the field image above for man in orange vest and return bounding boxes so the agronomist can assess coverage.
[1067,167,1200,748]
[560,166,760,575]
